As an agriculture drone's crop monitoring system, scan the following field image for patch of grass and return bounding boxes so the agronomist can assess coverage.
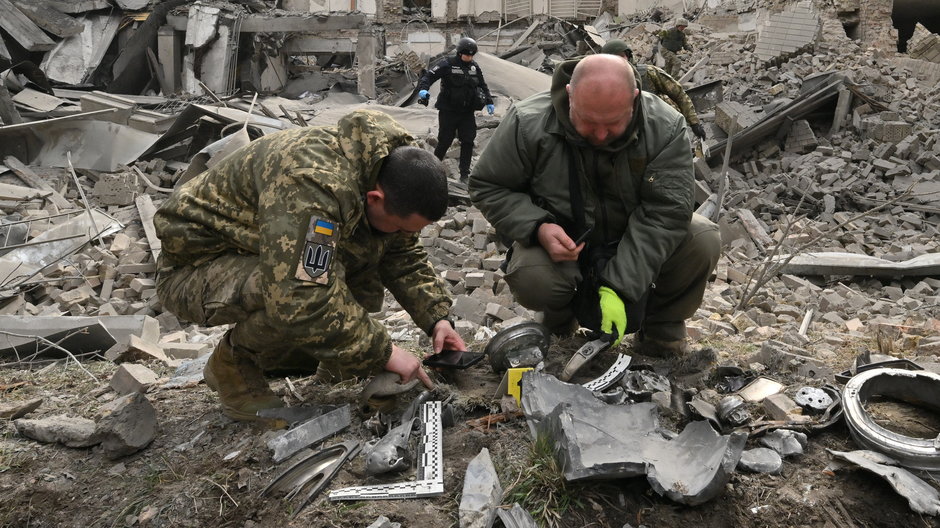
[503,433,589,528]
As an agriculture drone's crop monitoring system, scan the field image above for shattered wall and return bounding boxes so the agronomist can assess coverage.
[859,0,898,50]
[283,0,379,15]
[618,0,685,18]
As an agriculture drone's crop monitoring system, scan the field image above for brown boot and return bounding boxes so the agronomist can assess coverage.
[537,310,579,337]
[632,332,691,358]
[204,330,283,422]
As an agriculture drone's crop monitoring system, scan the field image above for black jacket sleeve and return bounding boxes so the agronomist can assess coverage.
[474,62,494,105]
[417,58,449,92]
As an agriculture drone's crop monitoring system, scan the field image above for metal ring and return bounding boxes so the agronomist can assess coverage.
[842,368,940,471]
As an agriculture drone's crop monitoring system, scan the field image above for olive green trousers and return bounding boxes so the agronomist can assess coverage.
[504,213,720,341]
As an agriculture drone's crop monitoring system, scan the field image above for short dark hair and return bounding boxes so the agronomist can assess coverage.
[377,146,448,221]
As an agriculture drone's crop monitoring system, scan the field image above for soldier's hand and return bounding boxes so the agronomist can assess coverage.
[486,104,495,115]
[431,319,466,355]
[385,344,433,389]
[537,222,584,262]
[418,89,430,106]
[691,123,707,140]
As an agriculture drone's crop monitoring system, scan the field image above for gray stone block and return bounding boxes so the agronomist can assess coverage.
[737,448,783,474]
[94,392,158,459]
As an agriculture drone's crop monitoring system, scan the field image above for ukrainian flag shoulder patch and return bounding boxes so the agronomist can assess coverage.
[305,217,337,241]
[297,216,339,284]
[313,219,334,236]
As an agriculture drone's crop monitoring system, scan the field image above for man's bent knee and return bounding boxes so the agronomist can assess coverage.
[503,244,579,311]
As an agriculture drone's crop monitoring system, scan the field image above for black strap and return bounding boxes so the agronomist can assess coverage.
[567,145,585,237]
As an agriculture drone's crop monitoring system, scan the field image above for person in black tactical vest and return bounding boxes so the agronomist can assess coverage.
[417,37,495,182]
[658,18,691,78]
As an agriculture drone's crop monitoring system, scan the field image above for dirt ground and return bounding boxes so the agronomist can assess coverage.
[1,331,939,528]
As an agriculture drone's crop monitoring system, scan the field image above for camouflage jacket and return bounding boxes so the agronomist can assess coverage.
[636,64,700,126]
[155,110,453,372]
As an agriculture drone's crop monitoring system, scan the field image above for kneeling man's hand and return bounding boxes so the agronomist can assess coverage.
[385,344,434,389]
[598,286,627,346]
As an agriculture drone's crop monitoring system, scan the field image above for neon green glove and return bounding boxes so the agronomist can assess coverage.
[598,286,627,346]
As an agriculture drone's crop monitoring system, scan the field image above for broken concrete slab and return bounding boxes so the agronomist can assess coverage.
[11,0,85,38]
[110,363,159,395]
[521,372,746,505]
[13,414,99,447]
[40,13,122,85]
[755,4,821,65]
[907,23,940,64]
[94,391,157,459]
[759,429,807,458]
[827,449,940,516]
[0,117,160,172]
[0,315,155,360]
[0,0,56,52]
[0,320,116,362]
[775,252,940,278]
[458,447,502,528]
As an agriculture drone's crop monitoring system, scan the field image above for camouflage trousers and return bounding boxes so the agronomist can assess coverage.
[504,213,720,342]
[156,252,380,378]
[661,49,681,78]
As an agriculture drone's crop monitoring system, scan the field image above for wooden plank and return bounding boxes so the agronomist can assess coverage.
[282,37,356,55]
[157,25,181,94]
[0,108,117,132]
[11,87,65,112]
[507,19,540,53]
[2,156,72,210]
[736,208,774,251]
[135,194,161,261]
[0,83,21,126]
[41,0,110,13]
[166,13,366,33]
[146,48,172,97]
[12,0,84,38]
[0,33,9,62]
[114,0,148,9]
[0,181,49,200]
[0,0,56,52]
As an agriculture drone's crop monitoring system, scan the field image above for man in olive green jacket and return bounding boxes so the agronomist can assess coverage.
[156,110,465,422]
[469,55,719,357]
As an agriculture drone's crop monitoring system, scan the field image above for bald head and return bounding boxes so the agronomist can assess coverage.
[566,55,639,146]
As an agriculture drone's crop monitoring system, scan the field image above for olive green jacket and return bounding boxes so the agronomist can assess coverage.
[155,110,452,371]
[469,59,694,304]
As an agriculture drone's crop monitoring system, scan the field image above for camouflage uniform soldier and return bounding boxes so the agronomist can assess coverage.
[155,110,466,422]
[658,18,691,78]
[601,39,706,140]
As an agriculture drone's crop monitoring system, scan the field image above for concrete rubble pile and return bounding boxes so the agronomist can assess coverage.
[0,0,939,519]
